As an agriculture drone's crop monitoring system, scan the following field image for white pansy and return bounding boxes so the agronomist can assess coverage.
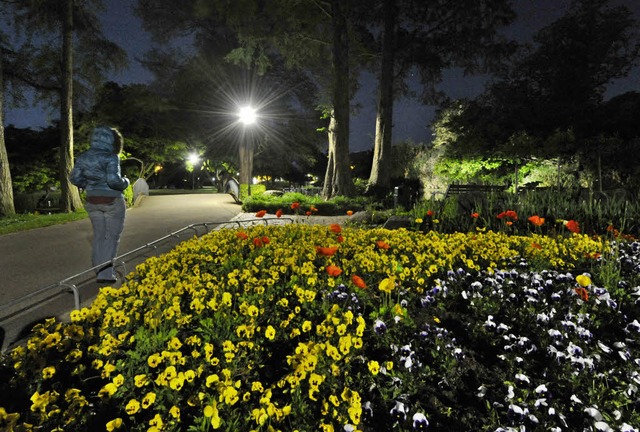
[584,406,603,421]
[515,373,530,385]
[594,421,613,432]
[570,394,582,404]
[506,385,515,401]
[534,384,548,394]
[598,341,612,353]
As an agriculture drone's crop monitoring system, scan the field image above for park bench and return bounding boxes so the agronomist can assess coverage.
[35,189,61,214]
[443,184,506,199]
[438,183,506,213]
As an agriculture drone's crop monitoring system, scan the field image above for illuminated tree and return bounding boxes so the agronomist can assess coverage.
[366,0,515,192]
[433,0,639,189]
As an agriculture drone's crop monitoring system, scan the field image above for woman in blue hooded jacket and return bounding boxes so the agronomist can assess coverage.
[70,126,130,283]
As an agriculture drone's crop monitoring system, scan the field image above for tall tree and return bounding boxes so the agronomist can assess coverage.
[0,44,13,216]
[366,0,396,193]
[58,0,82,211]
[366,0,516,192]
[9,0,126,212]
[324,0,354,197]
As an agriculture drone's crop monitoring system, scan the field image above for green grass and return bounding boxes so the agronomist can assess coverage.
[0,210,88,236]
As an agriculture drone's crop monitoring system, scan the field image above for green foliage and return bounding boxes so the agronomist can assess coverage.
[239,184,267,201]
[5,126,60,194]
[12,165,58,194]
[242,192,370,216]
[434,157,505,184]
[123,184,134,207]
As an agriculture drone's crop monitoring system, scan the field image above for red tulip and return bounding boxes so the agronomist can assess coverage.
[565,220,580,234]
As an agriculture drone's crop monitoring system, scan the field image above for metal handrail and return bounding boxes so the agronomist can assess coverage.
[0,217,293,321]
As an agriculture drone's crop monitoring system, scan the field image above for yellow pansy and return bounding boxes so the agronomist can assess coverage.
[106,418,122,431]
[125,399,140,415]
[576,274,592,287]
[379,277,396,294]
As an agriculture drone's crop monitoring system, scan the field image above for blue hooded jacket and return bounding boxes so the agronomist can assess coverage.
[70,126,130,197]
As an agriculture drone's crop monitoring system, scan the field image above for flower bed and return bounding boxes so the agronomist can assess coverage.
[1,224,639,431]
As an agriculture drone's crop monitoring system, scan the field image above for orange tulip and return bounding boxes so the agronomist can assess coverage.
[346,210,354,216]
[574,287,589,301]
[326,265,342,277]
[528,215,545,227]
[531,242,542,250]
[336,235,344,243]
[375,240,390,250]
[291,202,300,210]
[236,232,248,240]
[253,237,263,247]
[329,224,342,234]
[255,210,267,218]
[261,236,270,245]
[471,212,479,218]
[351,275,367,289]
[275,209,283,218]
[316,246,338,256]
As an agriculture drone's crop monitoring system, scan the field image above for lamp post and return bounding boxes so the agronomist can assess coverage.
[188,153,200,190]
[238,106,257,197]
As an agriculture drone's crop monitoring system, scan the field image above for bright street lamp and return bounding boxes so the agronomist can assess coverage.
[238,106,257,125]
[188,153,200,190]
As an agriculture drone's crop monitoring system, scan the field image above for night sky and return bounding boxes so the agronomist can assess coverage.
[4,0,639,152]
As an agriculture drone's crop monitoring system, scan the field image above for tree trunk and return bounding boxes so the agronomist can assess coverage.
[59,0,83,212]
[324,0,353,199]
[368,0,396,192]
[322,112,337,198]
[0,49,16,216]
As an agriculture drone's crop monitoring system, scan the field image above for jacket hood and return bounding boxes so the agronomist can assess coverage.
[90,126,116,153]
